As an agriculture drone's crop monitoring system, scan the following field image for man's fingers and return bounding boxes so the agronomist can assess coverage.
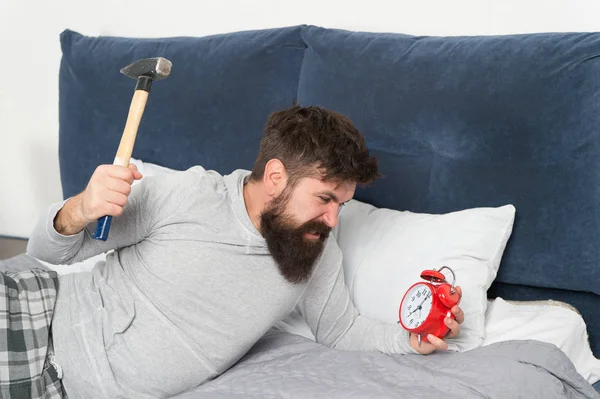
[104,177,133,196]
[427,334,448,351]
[128,163,143,180]
[105,165,136,184]
[445,317,461,338]
[454,286,463,303]
[451,305,464,324]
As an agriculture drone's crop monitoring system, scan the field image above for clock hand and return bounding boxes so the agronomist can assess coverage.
[417,292,431,308]
[406,292,431,319]
[407,304,421,317]
[405,292,432,321]
[415,292,431,319]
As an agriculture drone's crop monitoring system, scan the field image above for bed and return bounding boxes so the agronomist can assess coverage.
[11,24,600,397]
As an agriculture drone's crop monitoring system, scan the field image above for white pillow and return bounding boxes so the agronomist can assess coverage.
[483,298,600,385]
[331,199,516,352]
[36,252,108,275]
[130,158,178,179]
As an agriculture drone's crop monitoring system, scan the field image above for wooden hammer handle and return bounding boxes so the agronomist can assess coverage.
[113,90,149,166]
[93,89,149,241]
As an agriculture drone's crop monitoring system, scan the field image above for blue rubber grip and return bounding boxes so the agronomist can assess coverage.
[93,215,112,241]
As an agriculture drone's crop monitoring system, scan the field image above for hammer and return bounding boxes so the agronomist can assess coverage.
[92,57,172,241]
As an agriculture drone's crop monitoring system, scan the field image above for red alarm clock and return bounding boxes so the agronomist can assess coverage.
[398,266,460,348]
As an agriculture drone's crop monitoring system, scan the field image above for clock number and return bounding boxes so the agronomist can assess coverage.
[416,291,421,298]
[408,305,412,311]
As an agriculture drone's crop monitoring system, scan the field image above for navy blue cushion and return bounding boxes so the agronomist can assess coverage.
[298,26,600,296]
[59,26,306,199]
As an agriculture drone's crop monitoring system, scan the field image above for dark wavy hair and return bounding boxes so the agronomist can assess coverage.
[249,105,380,187]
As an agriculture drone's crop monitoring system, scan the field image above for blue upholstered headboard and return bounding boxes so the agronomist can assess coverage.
[58,26,307,197]
[58,25,600,356]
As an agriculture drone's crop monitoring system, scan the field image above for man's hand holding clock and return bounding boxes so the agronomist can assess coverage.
[409,286,464,354]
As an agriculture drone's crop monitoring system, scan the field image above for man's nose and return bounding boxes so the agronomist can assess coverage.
[323,205,339,228]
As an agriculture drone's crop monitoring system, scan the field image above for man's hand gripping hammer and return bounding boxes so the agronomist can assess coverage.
[93,57,172,241]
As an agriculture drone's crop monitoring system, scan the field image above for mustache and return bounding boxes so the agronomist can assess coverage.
[297,219,331,238]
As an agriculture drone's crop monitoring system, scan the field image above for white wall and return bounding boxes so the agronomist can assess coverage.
[1,0,600,238]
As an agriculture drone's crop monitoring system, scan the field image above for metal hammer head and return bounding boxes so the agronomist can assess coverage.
[120,57,172,91]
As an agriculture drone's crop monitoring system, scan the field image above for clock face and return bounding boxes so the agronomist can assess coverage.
[400,283,433,329]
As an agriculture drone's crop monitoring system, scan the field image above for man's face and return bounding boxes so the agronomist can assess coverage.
[260,177,356,284]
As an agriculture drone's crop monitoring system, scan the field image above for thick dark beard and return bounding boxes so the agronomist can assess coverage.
[260,193,331,284]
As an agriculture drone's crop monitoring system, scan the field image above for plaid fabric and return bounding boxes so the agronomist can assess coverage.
[0,268,67,399]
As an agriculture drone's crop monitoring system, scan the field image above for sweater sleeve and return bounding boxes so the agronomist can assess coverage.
[26,167,200,265]
[297,237,419,355]
[26,180,150,265]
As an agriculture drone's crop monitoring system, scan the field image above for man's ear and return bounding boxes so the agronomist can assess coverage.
[263,159,288,197]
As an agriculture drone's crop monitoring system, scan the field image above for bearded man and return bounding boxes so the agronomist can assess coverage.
[26,105,464,398]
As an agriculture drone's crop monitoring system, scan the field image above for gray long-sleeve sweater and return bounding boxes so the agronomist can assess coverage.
[27,166,415,399]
